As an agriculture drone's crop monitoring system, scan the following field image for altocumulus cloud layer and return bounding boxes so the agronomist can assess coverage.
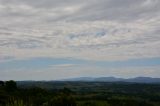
[0,0,160,61]
[0,0,160,80]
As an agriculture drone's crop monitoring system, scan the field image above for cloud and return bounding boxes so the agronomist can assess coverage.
[0,0,160,62]
[50,64,77,68]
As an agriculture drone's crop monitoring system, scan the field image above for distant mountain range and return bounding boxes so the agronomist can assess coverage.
[61,77,160,83]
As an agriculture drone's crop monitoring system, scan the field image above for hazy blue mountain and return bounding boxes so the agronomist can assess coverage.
[62,77,160,83]
[95,77,124,82]
[126,77,160,83]
[61,77,95,81]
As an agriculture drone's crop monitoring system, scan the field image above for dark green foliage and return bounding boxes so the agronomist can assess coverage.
[0,81,160,106]
[49,94,76,106]
[5,80,17,92]
[0,81,4,86]
[78,101,110,106]
[6,98,26,106]
[0,91,7,105]
[108,98,154,106]
[60,87,73,94]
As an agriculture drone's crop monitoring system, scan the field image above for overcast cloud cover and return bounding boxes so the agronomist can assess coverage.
[0,0,160,80]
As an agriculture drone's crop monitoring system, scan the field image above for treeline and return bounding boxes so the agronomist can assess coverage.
[0,80,160,106]
[0,80,76,106]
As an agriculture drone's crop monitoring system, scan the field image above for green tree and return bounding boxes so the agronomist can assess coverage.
[49,94,77,106]
[0,81,4,86]
[5,80,17,92]
[0,90,8,105]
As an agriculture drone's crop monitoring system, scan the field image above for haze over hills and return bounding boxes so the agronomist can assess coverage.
[61,77,160,83]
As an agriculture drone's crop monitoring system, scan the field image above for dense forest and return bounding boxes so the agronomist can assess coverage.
[0,80,160,106]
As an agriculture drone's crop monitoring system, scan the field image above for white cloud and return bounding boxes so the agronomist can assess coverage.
[50,64,77,68]
[0,0,160,62]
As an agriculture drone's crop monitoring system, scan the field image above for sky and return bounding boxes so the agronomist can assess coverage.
[0,0,160,80]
